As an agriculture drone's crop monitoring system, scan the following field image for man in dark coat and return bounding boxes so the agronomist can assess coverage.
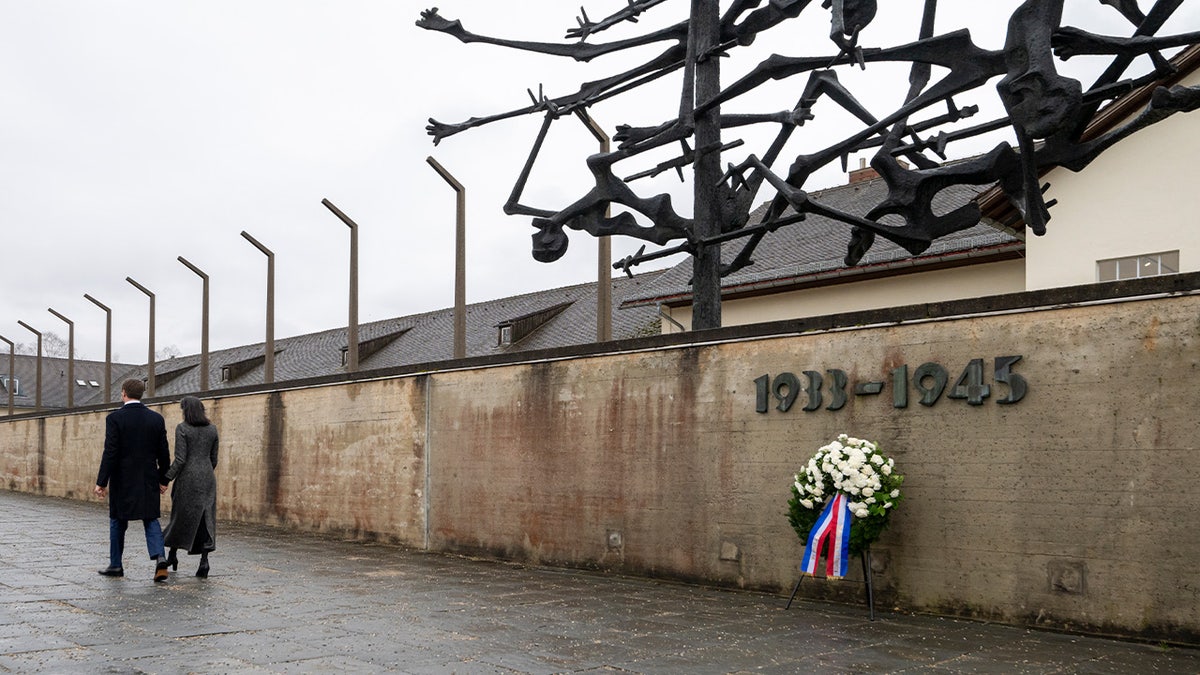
[94,378,172,582]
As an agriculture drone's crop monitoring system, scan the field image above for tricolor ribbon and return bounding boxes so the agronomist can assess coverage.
[800,492,852,579]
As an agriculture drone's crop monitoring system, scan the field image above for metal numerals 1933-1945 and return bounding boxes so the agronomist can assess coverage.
[754,356,1027,414]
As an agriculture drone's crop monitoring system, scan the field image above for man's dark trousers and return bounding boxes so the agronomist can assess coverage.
[109,518,165,569]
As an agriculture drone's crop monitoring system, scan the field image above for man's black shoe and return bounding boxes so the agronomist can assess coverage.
[98,566,124,577]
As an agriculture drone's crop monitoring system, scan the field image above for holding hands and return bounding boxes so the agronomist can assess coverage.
[93,483,166,496]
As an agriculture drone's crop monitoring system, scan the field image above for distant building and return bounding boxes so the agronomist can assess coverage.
[109,274,665,400]
[623,171,1024,332]
[625,46,1200,332]
[0,354,126,415]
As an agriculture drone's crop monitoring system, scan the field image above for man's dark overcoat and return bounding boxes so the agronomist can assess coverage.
[96,402,170,520]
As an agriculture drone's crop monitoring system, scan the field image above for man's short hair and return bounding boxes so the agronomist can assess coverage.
[121,379,146,400]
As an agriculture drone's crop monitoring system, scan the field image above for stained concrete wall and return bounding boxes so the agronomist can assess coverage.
[1,378,429,546]
[2,278,1198,644]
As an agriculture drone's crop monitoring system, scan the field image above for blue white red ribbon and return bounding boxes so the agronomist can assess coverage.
[800,492,852,578]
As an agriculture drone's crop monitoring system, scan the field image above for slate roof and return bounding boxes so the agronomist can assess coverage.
[0,354,130,411]
[110,274,665,400]
[623,173,1023,307]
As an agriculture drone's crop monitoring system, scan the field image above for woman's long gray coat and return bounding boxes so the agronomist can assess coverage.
[163,422,219,554]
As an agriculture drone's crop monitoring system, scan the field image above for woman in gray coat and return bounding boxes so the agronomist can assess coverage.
[163,396,219,578]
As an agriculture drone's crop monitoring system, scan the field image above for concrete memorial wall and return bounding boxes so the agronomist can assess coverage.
[2,275,1197,644]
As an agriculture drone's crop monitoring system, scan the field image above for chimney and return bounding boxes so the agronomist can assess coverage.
[848,157,908,184]
[849,157,879,184]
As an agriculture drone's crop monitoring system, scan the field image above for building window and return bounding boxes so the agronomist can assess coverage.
[1097,251,1179,282]
[1,377,20,396]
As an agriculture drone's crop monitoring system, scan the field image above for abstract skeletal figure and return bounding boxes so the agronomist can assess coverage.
[419,0,1200,324]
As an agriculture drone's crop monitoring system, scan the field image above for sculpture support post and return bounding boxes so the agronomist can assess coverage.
[321,199,361,372]
[16,321,42,410]
[126,278,156,397]
[690,0,722,330]
[575,110,613,342]
[47,308,75,408]
[426,157,467,360]
[84,294,113,404]
[0,335,13,416]
[241,232,275,384]
[177,257,210,391]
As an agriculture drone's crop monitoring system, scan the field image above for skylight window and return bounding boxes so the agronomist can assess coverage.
[495,302,573,347]
[1,377,20,396]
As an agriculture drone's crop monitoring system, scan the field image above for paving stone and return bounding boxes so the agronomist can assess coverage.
[2,490,1198,674]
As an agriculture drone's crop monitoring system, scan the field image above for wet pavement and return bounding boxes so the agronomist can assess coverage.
[1,490,1198,674]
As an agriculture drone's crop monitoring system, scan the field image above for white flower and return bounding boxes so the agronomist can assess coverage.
[795,436,899,534]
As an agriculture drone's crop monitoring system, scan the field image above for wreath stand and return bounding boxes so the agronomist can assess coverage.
[784,547,875,620]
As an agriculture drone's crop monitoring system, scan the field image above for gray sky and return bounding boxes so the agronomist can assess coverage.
[2,1,1193,363]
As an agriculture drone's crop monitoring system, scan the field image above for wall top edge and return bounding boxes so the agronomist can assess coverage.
[4,272,1198,419]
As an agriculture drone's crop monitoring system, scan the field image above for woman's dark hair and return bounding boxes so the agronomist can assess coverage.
[180,396,210,426]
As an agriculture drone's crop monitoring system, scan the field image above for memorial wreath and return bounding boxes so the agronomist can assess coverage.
[787,435,904,577]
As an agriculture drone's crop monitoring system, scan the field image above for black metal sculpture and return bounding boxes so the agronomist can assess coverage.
[420,0,1199,329]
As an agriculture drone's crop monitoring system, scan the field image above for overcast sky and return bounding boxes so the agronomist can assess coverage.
[2,1,1194,363]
